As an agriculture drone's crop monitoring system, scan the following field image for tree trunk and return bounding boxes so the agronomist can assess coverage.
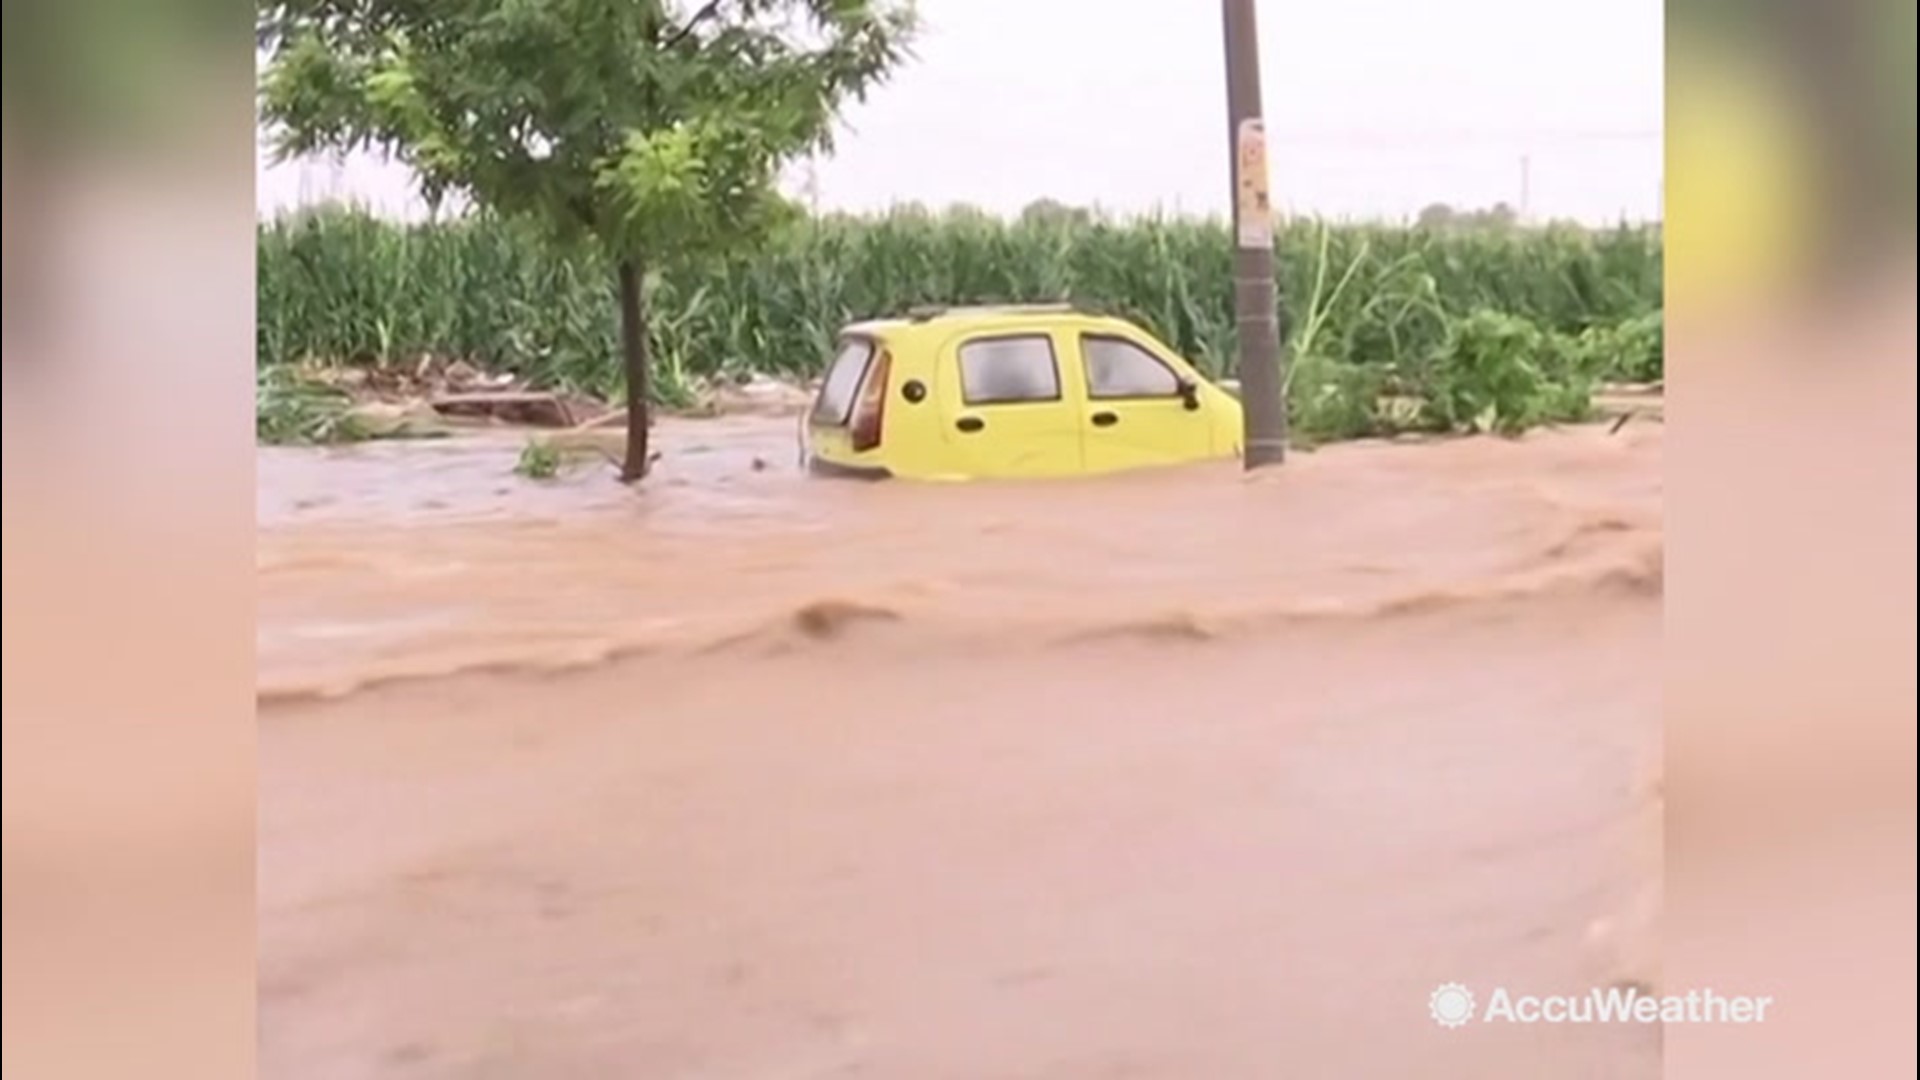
[616,258,651,482]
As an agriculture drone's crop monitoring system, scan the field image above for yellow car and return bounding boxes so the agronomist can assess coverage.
[800,304,1246,481]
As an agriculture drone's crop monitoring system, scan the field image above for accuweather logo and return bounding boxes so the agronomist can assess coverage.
[1428,983,1777,1028]
[1429,983,1478,1028]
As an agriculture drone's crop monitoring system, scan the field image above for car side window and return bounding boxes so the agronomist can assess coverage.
[1082,334,1182,399]
[958,335,1062,405]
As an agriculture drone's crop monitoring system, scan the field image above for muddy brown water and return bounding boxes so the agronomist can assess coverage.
[259,415,1663,1079]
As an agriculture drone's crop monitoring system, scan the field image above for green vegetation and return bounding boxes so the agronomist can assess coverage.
[256,364,371,446]
[257,205,1663,444]
[514,439,564,481]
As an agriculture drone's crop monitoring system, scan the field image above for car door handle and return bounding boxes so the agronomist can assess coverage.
[1090,411,1119,427]
[956,416,986,433]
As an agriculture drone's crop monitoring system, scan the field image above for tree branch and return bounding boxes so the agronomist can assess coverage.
[661,0,723,49]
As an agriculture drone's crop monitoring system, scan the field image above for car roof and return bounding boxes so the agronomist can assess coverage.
[839,303,1127,340]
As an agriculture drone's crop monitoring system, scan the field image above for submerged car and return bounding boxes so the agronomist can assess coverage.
[800,303,1245,481]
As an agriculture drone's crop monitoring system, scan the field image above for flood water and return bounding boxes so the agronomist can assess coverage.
[259,414,1664,1078]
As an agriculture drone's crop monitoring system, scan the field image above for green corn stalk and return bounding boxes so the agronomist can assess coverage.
[254,205,1663,434]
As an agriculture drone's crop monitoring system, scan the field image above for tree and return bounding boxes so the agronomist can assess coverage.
[256,0,918,481]
[1018,198,1092,229]
[1416,201,1520,232]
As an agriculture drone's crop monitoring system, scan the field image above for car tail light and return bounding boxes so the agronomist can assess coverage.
[850,350,891,452]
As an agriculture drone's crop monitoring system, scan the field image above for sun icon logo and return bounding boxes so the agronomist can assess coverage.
[1429,983,1476,1028]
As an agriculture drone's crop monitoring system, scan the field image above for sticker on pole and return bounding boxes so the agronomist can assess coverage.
[1235,118,1274,250]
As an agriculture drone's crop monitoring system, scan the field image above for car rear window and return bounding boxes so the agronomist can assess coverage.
[811,339,874,426]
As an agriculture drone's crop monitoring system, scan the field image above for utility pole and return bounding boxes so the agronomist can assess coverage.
[1519,153,1532,221]
[1221,0,1287,468]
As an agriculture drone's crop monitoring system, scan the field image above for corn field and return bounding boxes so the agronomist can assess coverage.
[257,205,1662,438]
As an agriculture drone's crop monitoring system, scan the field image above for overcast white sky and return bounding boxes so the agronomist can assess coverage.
[255,0,1665,223]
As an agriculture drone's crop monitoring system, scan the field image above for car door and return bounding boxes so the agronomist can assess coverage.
[1073,330,1216,473]
[936,330,1085,478]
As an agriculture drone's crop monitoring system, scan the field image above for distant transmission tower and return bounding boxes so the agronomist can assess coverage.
[803,156,822,214]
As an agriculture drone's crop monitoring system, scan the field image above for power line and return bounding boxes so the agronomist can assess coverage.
[1258,128,1660,146]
